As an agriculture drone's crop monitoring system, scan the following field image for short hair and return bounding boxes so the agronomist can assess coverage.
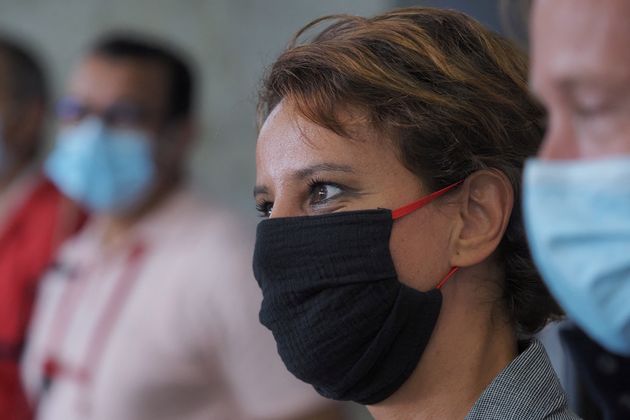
[90,33,195,121]
[259,7,561,335]
[0,34,48,107]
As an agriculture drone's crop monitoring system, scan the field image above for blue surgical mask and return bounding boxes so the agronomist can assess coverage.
[523,157,630,355]
[45,118,156,212]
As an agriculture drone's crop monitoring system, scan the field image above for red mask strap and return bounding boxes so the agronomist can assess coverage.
[391,180,464,220]
[436,266,459,289]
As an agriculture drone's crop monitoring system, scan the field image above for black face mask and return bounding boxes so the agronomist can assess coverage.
[252,182,461,405]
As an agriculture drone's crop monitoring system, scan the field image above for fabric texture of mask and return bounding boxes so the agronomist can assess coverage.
[524,157,630,356]
[45,118,155,212]
[253,209,442,404]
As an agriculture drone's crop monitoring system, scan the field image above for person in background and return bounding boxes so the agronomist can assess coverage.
[21,33,343,420]
[0,35,84,420]
[524,0,630,419]
[252,8,578,419]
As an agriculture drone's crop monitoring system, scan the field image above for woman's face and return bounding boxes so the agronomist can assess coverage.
[255,101,458,291]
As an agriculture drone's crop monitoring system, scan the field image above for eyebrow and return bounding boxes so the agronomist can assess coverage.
[293,163,355,180]
[253,185,268,197]
[556,73,625,93]
[530,73,629,106]
[253,163,355,198]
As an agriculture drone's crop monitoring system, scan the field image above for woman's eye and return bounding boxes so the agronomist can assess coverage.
[310,184,343,205]
[256,201,273,218]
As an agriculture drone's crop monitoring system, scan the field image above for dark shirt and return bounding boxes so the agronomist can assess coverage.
[560,325,630,420]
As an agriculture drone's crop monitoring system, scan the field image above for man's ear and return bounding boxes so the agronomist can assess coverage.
[173,117,197,149]
[6,100,46,160]
[156,117,197,171]
[448,169,513,268]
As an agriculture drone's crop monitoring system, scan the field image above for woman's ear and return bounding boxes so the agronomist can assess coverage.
[449,169,513,268]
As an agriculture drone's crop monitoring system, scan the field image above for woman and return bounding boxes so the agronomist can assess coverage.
[252,7,579,419]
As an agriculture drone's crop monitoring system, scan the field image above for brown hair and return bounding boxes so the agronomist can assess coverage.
[258,7,561,334]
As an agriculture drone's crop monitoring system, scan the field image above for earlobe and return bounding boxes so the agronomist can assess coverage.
[178,118,197,148]
[156,119,195,170]
[449,170,513,268]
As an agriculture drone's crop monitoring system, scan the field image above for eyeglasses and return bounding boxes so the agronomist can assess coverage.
[56,97,156,129]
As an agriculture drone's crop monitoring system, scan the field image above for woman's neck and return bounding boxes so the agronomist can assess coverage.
[368,275,518,420]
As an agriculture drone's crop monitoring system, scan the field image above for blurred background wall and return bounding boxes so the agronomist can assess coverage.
[398,0,529,45]
[0,0,388,217]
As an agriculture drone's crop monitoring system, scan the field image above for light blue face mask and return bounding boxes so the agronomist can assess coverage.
[523,157,630,355]
[45,118,156,213]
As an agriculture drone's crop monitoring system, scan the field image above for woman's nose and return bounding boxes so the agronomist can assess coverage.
[267,197,304,219]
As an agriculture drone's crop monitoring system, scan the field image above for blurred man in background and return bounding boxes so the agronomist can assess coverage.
[0,35,84,420]
[21,33,342,420]
[525,0,630,418]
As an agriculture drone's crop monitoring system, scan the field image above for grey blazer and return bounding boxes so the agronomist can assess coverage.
[465,340,581,420]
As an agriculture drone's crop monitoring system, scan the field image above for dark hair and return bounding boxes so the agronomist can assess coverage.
[0,35,48,107]
[258,7,561,335]
[90,32,195,121]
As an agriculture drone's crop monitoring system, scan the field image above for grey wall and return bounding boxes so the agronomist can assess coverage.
[0,0,388,220]
[398,0,504,31]
[396,0,530,45]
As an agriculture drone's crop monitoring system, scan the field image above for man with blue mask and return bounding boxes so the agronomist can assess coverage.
[525,0,630,418]
[0,35,84,420]
[21,34,343,420]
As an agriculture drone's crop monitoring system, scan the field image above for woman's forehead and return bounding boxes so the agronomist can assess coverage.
[256,102,395,179]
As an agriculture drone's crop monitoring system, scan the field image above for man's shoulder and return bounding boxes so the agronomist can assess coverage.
[145,189,252,239]
[136,189,256,279]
